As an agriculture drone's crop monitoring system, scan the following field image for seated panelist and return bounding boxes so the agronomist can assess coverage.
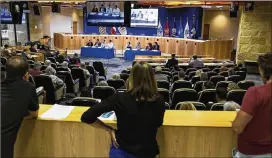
[126,42,132,50]
[86,40,93,47]
[145,43,153,50]
[107,40,114,49]
[153,42,160,51]
[94,39,102,47]
[136,42,141,50]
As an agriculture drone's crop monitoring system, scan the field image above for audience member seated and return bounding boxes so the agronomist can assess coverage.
[154,66,168,81]
[136,42,141,50]
[177,102,196,110]
[55,54,64,64]
[98,81,108,86]
[200,72,208,81]
[29,62,42,77]
[228,68,236,76]
[166,54,178,69]
[171,65,180,72]
[220,66,228,72]
[126,42,132,50]
[60,61,71,72]
[216,88,227,104]
[29,45,37,52]
[1,56,39,158]
[44,60,51,66]
[153,42,160,51]
[112,73,121,80]
[43,66,66,96]
[107,40,114,49]
[70,53,81,65]
[86,40,93,47]
[189,55,204,68]
[223,101,240,111]
[145,43,153,50]
[202,81,214,90]
[195,69,203,77]
[101,40,106,48]
[94,39,102,47]
[227,82,240,92]
[80,62,90,78]
[1,44,11,59]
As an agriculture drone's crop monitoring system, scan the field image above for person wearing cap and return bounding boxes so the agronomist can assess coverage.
[29,62,42,77]
[154,66,168,81]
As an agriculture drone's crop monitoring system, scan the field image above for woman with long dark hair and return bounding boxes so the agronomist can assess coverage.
[81,62,165,158]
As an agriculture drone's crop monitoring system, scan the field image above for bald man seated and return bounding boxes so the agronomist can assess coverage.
[1,56,39,158]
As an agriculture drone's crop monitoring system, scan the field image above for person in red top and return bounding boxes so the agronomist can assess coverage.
[232,52,272,158]
[29,62,42,77]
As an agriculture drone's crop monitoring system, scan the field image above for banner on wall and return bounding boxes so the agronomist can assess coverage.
[99,26,107,35]
[177,17,184,38]
[191,14,197,39]
[184,17,190,39]
[171,17,176,37]
[164,17,169,37]
[157,20,163,37]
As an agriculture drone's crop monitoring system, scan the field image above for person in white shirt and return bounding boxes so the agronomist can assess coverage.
[107,40,114,49]
[112,5,120,15]
[136,42,141,50]
[101,40,106,48]
[126,42,132,50]
[106,5,112,14]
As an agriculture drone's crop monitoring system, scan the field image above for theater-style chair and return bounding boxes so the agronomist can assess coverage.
[157,80,170,90]
[171,88,198,109]
[235,71,247,80]
[158,88,170,104]
[121,69,130,74]
[198,89,217,106]
[212,68,221,74]
[239,67,247,73]
[117,89,127,93]
[120,73,129,82]
[40,65,48,71]
[86,65,97,84]
[172,75,179,83]
[56,67,70,72]
[29,75,35,85]
[47,57,57,63]
[227,90,247,105]
[57,71,80,94]
[210,103,224,111]
[93,61,106,79]
[69,64,79,69]
[175,101,206,110]
[219,71,229,77]
[172,71,178,77]
[71,68,90,89]
[161,71,171,77]
[185,68,197,75]
[51,63,57,70]
[165,102,171,110]
[34,75,64,104]
[1,57,7,65]
[191,76,200,85]
[215,81,232,90]
[71,97,99,107]
[28,60,34,65]
[188,71,196,80]
[210,75,225,86]
[171,80,192,96]
[201,68,210,72]
[93,86,115,100]
[194,81,205,93]
[29,64,34,69]
[36,86,44,104]
[107,79,125,90]
[237,80,255,90]
[207,71,218,80]
[227,75,242,83]
[162,68,170,72]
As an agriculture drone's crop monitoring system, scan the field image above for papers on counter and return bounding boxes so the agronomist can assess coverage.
[98,111,117,121]
[40,104,75,120]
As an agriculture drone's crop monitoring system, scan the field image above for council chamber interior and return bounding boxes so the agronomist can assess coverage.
[1,1,272,158]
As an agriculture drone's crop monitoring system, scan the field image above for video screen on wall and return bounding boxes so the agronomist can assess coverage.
[130,8,158,28]
[1,3,12,24]
[86,1,125,25]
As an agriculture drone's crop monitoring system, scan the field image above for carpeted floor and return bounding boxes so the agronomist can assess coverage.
[80,57,264,85]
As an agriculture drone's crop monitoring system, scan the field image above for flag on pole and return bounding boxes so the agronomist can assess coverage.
[164,17,170,37]
[177,17,184,38]
[171,17,177,37]
[118,27,127,35]
[157,20,163,37]
[99,26,107,35]
[184,17,190,39]
[110,27,116,35]
[190,14,197,39]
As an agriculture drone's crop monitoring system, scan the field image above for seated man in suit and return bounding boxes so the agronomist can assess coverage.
[166,54,178,69]
[94,39,102,47]
[86,40,93,47]
[153,42,160,51]
[188,55,204,68]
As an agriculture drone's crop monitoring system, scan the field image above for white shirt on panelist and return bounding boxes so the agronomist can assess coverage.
[112,8,120,15]
[108,42,114,49]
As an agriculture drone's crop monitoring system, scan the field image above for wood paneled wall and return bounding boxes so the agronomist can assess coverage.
[54,33,233,60]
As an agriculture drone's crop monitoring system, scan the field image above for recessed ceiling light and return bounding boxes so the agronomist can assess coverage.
[216,6,224,8]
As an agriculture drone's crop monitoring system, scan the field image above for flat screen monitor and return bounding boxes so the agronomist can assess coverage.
[130,8,158,28]
[0,3,12,24]
[86,1,125,26]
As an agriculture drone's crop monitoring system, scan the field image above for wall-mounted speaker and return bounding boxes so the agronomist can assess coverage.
[33,4,40,15]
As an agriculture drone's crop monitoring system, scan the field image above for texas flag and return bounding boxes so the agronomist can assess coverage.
[110,27,117,35]
[164,17,170,37]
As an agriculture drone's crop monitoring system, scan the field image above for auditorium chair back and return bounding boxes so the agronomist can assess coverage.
[194,81,205,93]
[201,68,210,72]
[237,80,255,90]
[207,71,218,80]
[219,71,229,77]
[121,69,130,74]
[29,64,34,69]
[86,65,97,84]
[93,61,106,79]
[57,71,80,94]
[227,90,247,105]
[235,71,247,80]
[209,75,225,86]
[69,64,79,69]
[191,76,200,84]
[239,67,247,73]
[28,60,34,65]
[171,88,198,109]
[71,68,90,89]
[172,75,179,83]
[40,65,48,71]
[188,71,196,80]
[215,81,232,90]
[210,103,224,111]
[36,86,45,104]
[185,68,197,75]
[47,57,57,63]
[212,68,220,74]
[172,71,178,77]
[51,63,57,70]
[227,75,242,83]
[171,80,192,96]
[120,73,129,82]
[56,67,70,72]
[158,88,170,104]
[93,86,115,100]
[157,80,170,90]
[198,89,217,106]
[71,97,99,107]
[1,57,7,65]
[107,79,126,90]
